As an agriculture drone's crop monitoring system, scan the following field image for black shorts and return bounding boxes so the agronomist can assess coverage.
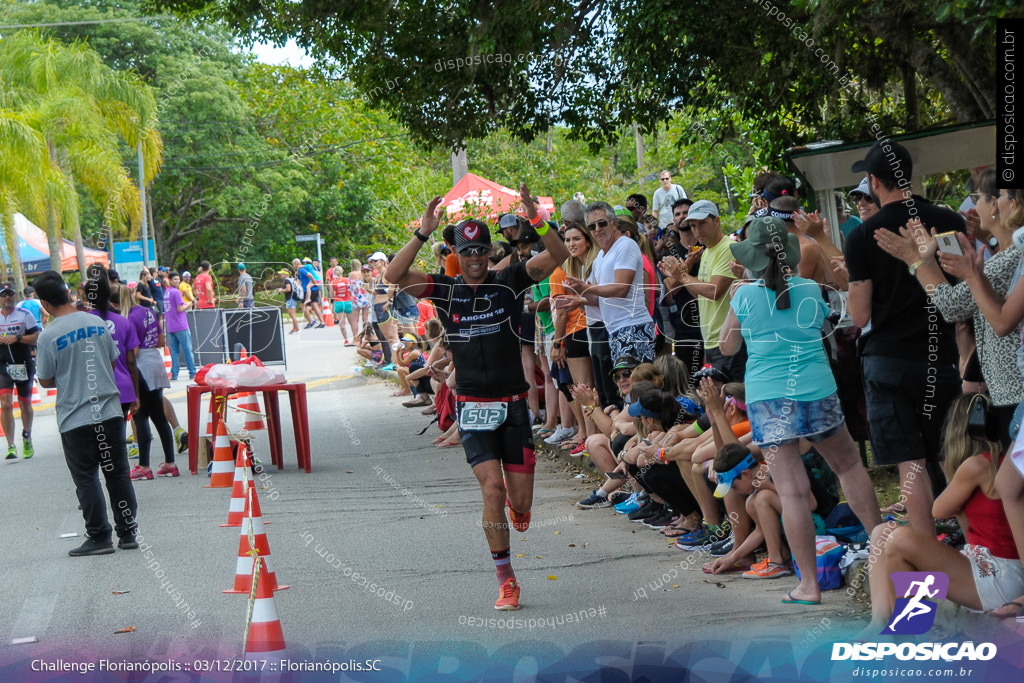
[519,314,536,347]
[307,288,321,305]
[0,362,35,398]
[457,396,536,473]
[565,328,589,359]
[862,355,960,466]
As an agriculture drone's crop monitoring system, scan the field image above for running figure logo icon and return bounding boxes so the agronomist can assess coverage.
[882,571,950,635]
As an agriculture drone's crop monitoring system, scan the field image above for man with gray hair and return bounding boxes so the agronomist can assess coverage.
[565,202,655,363]
[560,200,585,227]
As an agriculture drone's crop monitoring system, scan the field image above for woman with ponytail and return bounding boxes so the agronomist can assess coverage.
[715,216,881,605]
[84,266,140,420]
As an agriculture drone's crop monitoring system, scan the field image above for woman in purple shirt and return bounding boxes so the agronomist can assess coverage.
[83,267,140,423]
[121,286,178,479]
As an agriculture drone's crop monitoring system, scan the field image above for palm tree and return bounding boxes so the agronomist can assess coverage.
[0,32,162,278]
[0,109,49,291]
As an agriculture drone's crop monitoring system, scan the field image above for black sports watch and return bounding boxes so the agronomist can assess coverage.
[15,334,21,343]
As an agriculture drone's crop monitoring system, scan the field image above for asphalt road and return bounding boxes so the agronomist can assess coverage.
[0,329,969,681]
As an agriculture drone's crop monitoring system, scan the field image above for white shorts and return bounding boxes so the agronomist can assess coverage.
[961,544,1024,611]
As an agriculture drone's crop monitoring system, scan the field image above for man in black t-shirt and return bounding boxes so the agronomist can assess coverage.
[844,140,963,535]
[387,184,568,612]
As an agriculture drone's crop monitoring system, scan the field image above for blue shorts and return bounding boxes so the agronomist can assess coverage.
[748,392,845,448]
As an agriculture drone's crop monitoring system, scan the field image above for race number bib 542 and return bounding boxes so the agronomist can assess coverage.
[458,402,508,431]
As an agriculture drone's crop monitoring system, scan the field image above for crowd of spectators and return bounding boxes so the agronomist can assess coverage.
[346,150,1024,624]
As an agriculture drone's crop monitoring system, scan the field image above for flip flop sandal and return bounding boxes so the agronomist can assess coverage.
[662,525,698,538]
[781,591,821,605]
[534,428,554,437]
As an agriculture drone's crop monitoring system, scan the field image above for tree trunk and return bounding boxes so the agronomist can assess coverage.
[71,213,88,281]
[45,202,63,273]
[4,216,25,293]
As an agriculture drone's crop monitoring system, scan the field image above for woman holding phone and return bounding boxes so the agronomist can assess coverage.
[923,185,1024,618]
[874,170,1024,441]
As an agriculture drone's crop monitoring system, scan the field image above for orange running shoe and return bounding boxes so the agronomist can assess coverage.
[494,577,520,610]
[506,499,531,533]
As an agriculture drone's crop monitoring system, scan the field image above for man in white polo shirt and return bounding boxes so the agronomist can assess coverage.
[565,201,655,363]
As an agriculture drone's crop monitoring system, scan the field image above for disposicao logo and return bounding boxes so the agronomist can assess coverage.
[883,571,948,635]
[831,571,997,662]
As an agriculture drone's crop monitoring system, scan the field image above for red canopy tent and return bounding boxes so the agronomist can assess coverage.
[441,172,556,224]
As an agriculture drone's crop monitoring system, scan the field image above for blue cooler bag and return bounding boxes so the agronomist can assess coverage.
[793,536,846,590]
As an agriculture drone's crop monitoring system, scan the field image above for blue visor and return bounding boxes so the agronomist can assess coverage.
[627,401,661,419]
[713,453,757,498]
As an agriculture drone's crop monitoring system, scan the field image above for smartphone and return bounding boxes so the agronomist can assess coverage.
[605,471,628,480]
[935,232,963,256]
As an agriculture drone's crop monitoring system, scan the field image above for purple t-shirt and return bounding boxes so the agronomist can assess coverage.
[129,304,161,349]
[164,287,188,333]
[90,310,140,404]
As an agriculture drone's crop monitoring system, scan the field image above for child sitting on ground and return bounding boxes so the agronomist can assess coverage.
[355,323,385,366]
[706,442,837,578]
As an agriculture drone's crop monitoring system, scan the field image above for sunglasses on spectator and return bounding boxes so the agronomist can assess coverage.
[587,218,611,231]
[660,177,670,181]
[0,290,13,297]
[851,193,871,203]
[613,369,633,381]
[460,246,489,256]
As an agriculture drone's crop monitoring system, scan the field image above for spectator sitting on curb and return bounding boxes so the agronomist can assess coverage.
[393,333,428,398]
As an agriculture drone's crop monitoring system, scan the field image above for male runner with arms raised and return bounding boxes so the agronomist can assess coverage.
[387,184,568,610]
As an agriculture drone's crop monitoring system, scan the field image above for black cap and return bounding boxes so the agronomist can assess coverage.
[0,282,15,295]
[610,355,642,375]
[454,219,492,253]
[851,140,913,182]
[693,365,731,383]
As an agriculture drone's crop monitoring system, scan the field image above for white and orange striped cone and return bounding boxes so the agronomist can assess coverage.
[224,482,289,593]
[324,309,334,327]
[202,393,215,438]
[45,384,57,399]
[220,441,268,527]
[30,382,41,405]
[242,556,286,658]
[205,420,235,488]
[163,346,173,377]
[239,392,265,431]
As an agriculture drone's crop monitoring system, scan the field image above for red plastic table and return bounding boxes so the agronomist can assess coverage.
[186,383,311,475]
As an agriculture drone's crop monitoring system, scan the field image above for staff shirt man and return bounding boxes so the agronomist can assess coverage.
[34,270,138,556]
[386,184,569,612]
[0,282,40,459]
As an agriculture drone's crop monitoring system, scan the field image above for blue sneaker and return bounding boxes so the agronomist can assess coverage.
[675,525,713,551]
[381,363,396,372]
[614,491,642,514]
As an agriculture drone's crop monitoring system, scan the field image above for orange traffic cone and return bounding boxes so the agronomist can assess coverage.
[220,440,268,527]
[224,482,289,593]
[324,309,334,327]
[45,384,57,399]
[239,392,265,431]
[30,382,41,405]
[205,421,235,488]
[239,346,248,361]
[163,347,173,377]
[242,556,286,658]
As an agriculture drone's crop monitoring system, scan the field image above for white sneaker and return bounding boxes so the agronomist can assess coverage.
[544,425,576,445]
